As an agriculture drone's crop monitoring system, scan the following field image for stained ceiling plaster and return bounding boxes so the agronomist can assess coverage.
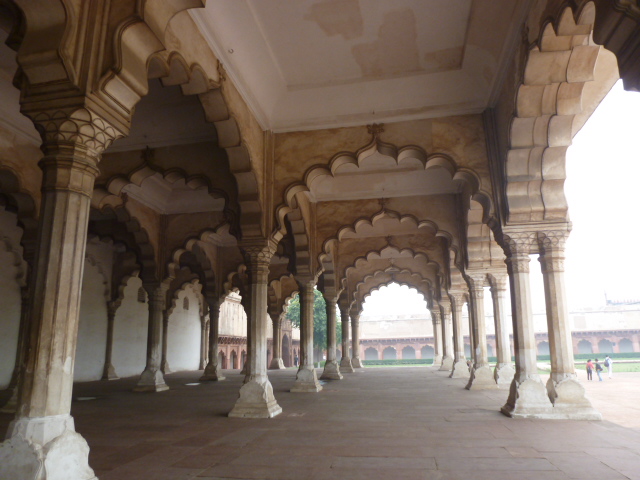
[191,0,528,132]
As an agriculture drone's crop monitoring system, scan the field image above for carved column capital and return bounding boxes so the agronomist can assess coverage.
[489,273,508,294]
[440,301,452,317]
[450,293,465,311]
[466,273,486,297]
[431,309,442,324]
[500,231,536,274]
[241,238,276,284]
[537,230,569,273]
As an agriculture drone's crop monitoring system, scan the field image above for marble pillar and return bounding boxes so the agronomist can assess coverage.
[539,231,601,419]
[1,287,30,413]
[229,243,282,417]
[0,115,120,479]
[160,310,170,374]
[269,314,285,369]
[292,280,323,392]
[321,296,343,380]
[466,274,496,389]
[490,275,515,385]
[351,313,364,368]
[432,310,443,367]
[201,298,225,381]
[339,304,354,373]
[500,232,554,418]
[449,293,469,378]
[135,284,170,392]
[240,295,251,377]
[439,302,455,371]
[199,309,208,370]
[101,302,119,380]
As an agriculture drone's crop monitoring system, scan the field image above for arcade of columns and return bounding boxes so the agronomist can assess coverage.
[1,0,639,478]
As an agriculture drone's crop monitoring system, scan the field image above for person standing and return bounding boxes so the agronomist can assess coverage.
[586,359,594,381]
[605,355,613,379]
[595,358,603,381]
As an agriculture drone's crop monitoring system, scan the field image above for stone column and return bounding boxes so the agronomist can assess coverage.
[339,304,354,373]
[0,109,120,479]
[490,274,515,385]
[292,280,322,392]
[269,314,285,369]
[431,309,443,367]
[439,302,455,371]
[229,243,282,417]
[351,313,364,368]
[321,296,342,380]
[500,232,553,418]
[467,299,475,364]
[466,274,496,389]
[135,284,170,392]
[199,308,207,370]
[101,302,119,380]
[160,310,171,374]
[240,294,251,377]
[538,231,600,419]
[449,293,469,378]
[201,298,225,381]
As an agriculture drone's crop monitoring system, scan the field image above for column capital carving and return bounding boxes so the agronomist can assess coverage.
[537,230,569,252]
[240,238,277,268]
[489,273,508,293]
[431,309,442,324]
[449,292,465,311]
[465,273,486,297]
[440,302,452,318]
[499,230,536,257]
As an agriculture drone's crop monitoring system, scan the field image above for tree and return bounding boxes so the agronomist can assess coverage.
[285,289,342,357]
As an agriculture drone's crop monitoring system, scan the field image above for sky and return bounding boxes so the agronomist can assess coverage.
[362,80,640,317]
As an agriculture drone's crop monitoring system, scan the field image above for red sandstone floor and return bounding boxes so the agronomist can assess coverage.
[2,367,640,479]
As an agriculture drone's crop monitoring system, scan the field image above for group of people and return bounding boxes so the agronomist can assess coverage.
[586,355,613,381]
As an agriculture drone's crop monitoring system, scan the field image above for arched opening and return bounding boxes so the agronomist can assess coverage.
[282,334,291,367]
[537,341,550,356]
[464,343,471,358]
[578,340,593,354]
[364,347,378,360]
[402,346,416,360]
[218,350,226,370]
[382,347,396,360]
[230,350,238,369]
[421,345,434,359]
[598,339,614,354]
[486,343,494,358]
[619,338,634,353]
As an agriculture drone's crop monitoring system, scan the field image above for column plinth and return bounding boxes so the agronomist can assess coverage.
[229,243,281,417]
[201,298,225,381]
[134,285,169,392]
[321,297,343,380]
[292,280,322,392]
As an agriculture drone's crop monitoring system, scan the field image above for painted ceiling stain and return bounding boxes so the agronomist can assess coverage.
[304,0,364,40]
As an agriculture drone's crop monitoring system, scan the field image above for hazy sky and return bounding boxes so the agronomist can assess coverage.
[363,81,640,317]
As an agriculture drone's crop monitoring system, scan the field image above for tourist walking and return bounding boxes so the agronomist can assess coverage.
[605,355,613,379]
[595,358,603,381]
[586,359,593,381]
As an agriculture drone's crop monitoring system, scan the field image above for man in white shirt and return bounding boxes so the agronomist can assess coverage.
[604,355,613,379]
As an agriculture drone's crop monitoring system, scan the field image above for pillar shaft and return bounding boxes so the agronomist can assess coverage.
[321,297,342,380]
[432,310,443,367]
[351,313,363,368]
[269,315,285,369]
[466,274,496,389]
[500,232,553,417]
[339,305,354,372]
[201,298,225,381]
[134,285,169,392]
[199,309,207,370]
[101,303,119,380]
[1,287,30,413]
[292,280,322,392]
[538,231,600,419]
[439,302,454,371]
[160,310,170,374]
[229,243,282,417]
[490,274,515,385]
[450,294,469,378]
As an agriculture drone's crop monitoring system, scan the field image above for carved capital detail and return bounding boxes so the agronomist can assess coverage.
[500,231,536,257]
[432,309,442,324]
[538,230,569,252]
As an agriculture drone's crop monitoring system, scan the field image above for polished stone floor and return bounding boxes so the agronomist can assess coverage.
[2,367,640,479]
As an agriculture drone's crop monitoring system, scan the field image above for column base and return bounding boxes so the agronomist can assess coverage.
[240,361,248,375]
[494,363,515,386]
[291,366,323,392]
[352,357,364,368]
[450,359,469,379]
[133,367,169,392]
[101,363,119,381]
[0,386,18,414]
[340,357,355,373]
[0,414,97,480]
[161,360,170,374]
[320,360,343,380]
[269,358,285,370]
[439,356,454,371]
[546,375,602,420]
[432,354,443,367]
[228,375,282,418]
[200,361,226,381]
[501,375,554,418]
[466,364,497,390]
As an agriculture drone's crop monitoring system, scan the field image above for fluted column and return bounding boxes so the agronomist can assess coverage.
[490,274,515,385]
[199,309,208,370]
[538,231,600,419]
[101,302,119,380]
[431,309,443,367]
[466,273,496,389]
[240,294,251,377]
[269,314,285,369]
[467,300,475,364]
[351,313,364,368]
[339,304,354,373]
[439,302,454,371]
[500,232,553,418]
[321,296,342,380]
[201,298,225,381]
[160,310,171,374]
[292,280,323,392]
[229,242,281,417]
[449,293,469,378]
[0,108,121,480]
[135,284,170,392]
